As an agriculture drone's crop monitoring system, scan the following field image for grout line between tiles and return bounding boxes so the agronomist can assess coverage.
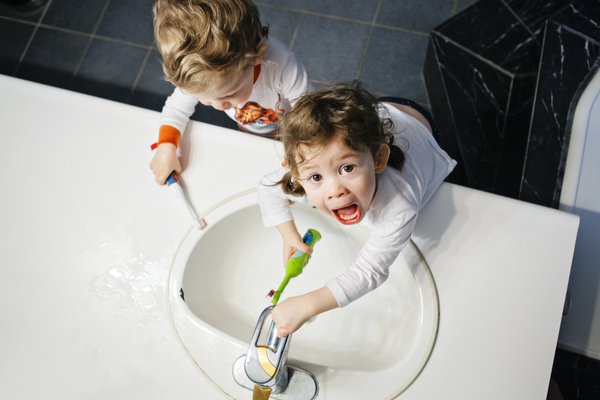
[254,2,304,13]
[450,0,458,17]
[356,0,382,80]
[12,0,52,76]
[127,42,155,104]
[0,16,154,50]
[91,34,153,49]
[373,23,429,37]
[69,0,111,89]
[310,79,330,86]
[255,1,429,36]
[288,0,309,50]
[0,14,37,26]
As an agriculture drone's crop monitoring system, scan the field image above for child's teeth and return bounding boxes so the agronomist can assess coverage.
[339,209,358,220]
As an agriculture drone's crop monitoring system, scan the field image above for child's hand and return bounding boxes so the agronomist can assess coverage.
[271,296,312,338]
[271,287,339,338]
[150,143,181,185]
[276,221,312,267]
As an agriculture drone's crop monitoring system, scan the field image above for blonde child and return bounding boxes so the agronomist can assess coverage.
[257,81,457,337]
[150,0,313,185]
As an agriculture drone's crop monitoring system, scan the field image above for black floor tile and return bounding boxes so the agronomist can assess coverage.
[359,27,430,103]
[293,13,370,82]
[129,49,174,111]
[258,0,306,9]
[190,104,239,131]
[41,0,107,33]
[0,18,33,75]
[0,1,45,21]
[257,5,301,48]
[377,0,454,33]
[455,0,481,15]
[15,27,88,88]
[306,0,380,22]
[96,0,155,45]
[70,38,148,103]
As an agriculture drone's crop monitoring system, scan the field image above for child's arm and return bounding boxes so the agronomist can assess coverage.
[270,286,339,338]
[150,88,198,185]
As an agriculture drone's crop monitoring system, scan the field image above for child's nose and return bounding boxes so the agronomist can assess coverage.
[328,178,349,199]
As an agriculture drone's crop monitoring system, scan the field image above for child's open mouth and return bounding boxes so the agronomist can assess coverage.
[332,204,361,225]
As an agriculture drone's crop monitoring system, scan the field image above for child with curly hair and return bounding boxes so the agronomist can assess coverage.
[257,81,456,337]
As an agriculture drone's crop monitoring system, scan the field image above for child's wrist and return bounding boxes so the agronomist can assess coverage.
[158,125,181,148]
[156,142,177,154]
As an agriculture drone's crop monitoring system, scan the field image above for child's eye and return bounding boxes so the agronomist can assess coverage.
[341,165,355,174]
[309,174,322,182]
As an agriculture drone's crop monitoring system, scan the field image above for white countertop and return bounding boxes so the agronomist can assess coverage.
[0,75,579,399]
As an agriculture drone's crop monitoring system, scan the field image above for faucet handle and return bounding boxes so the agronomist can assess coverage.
[244,306,291,384]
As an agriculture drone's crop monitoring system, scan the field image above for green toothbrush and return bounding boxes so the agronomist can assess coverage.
[267,229,322,305]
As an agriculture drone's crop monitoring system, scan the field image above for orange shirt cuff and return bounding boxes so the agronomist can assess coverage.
[158,125,181,148]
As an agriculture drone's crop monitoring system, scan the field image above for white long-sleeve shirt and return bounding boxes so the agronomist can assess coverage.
[257,103,457,307]
[158,37,313,136]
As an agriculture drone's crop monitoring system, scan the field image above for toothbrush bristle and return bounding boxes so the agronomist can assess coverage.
[266,289,275,298]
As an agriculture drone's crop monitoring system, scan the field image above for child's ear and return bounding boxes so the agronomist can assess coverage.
[374,144,390,173]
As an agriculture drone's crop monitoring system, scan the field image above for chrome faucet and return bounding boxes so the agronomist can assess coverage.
[232,306,318,399]
[244,306,291,394]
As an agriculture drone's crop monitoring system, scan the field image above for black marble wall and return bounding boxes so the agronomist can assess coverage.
[521,0,600,207]
[424,0,600,207]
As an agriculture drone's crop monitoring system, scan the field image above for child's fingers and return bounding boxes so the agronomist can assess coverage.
[155,171,169,185]
[298,241,313,255]
[276,327,290,338]
[289,241,312,258]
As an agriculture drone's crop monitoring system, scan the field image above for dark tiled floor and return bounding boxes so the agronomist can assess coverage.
[2,0,596,398]
[0,0,478,128]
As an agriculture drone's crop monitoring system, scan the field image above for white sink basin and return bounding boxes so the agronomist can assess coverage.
[167,190,439,399]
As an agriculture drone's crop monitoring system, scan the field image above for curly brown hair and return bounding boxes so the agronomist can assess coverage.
[153,0,268,93]
[279,81,406,196]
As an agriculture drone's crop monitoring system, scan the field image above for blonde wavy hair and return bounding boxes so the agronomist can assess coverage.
[153,0,268,93]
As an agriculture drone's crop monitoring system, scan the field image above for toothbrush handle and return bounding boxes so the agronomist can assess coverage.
[271,229,322,305]
[165,171,178,186]
[166,172,205,230]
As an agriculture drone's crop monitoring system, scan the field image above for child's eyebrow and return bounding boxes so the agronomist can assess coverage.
[297,162,313,175]
[297,150,360,175]
[336,150,361,160]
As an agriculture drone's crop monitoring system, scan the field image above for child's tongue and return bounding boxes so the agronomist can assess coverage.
[336,204,359,222]
[337,204,357,216]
